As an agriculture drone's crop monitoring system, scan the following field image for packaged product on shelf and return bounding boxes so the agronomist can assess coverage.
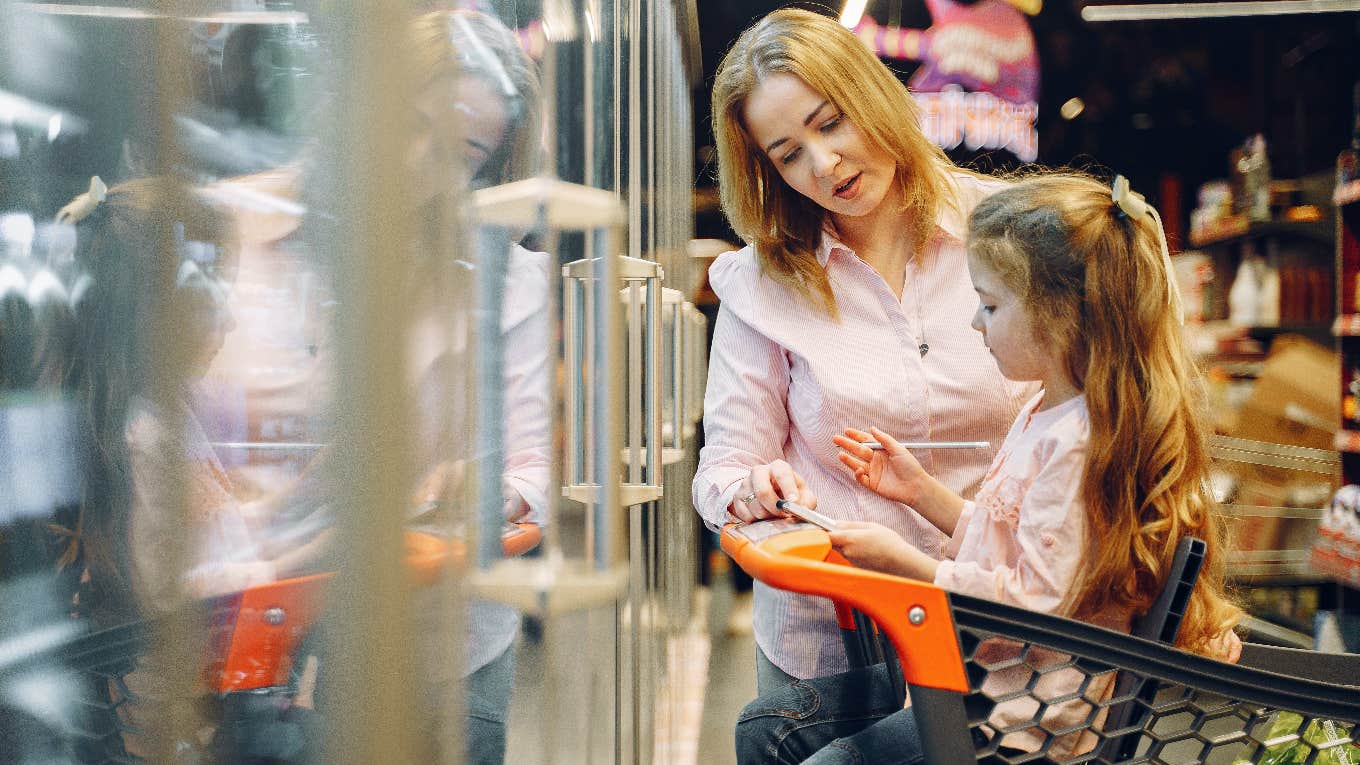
[1234,133,1272,222]
[1313,484,1360,584]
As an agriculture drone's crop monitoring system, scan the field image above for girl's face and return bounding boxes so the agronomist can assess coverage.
[742,73,897,220]
[967,254,1053,383]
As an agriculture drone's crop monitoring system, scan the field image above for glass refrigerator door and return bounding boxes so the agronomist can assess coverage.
[0,1,700,763]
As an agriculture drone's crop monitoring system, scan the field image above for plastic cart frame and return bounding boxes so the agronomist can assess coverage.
[722,519,1360,764]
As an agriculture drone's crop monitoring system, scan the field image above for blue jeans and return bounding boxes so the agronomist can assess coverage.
[735,664,924,765]
[465,644,516,765]
[755,644,798,695]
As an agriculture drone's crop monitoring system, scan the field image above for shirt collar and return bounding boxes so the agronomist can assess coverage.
[816,199,966,267]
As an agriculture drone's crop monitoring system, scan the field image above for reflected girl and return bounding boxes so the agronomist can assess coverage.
[63,177,329,618]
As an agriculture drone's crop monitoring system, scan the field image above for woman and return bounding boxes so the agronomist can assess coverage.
[406,11,549,765]
[693,8,1036,690]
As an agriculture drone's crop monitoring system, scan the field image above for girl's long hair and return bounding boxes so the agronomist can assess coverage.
[711,8,958,318]
[968,173,1240,654]
[64,178,229,619]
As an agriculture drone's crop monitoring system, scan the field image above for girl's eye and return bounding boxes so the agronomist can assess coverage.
[980,305,996,315]
[779,148,802,165]
[820,115,843,133]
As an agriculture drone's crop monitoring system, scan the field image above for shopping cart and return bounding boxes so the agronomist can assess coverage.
[10,523,542,764]
[721,518,1360,764]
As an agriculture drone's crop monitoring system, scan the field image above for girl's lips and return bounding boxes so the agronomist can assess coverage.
[833,173,861,200]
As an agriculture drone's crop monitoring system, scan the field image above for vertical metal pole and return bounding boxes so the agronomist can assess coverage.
[627,281,643,485]
[322,3,418,762]
[144,8,195,760]
[476,226,510,567]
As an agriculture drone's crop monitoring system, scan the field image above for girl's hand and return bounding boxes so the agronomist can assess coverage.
[728,460,818,523]
[828,521,938,580]
[833,427,929,505]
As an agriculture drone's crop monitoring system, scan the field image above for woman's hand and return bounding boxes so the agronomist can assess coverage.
[827,521,936,580]
[502,485,531,523]
[834,427,930,506]
[728,460,818,523]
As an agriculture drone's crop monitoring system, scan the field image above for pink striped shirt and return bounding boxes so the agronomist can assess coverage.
[694,171,1038,679]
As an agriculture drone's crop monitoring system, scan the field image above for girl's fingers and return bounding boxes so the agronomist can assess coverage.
[833,434,873,460]
[837,451,866,473]
[844,428,872,442]
[869,426,907,455]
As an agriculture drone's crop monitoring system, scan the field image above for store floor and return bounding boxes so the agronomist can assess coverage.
[697,590,756,765]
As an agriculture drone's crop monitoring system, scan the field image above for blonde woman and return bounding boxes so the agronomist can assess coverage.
[692,8,1036,691]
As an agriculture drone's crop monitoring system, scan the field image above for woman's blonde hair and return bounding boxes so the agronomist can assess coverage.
[712,8,956,317]
[967,173,1241,654]
[409,9,541,186]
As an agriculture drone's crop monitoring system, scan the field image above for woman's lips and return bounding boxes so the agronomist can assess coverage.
[833,173,861,200]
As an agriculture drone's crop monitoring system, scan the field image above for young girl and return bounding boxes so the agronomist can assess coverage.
[735,173,1242,764]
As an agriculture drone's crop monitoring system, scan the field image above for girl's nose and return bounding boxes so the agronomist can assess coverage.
[970,306,985,334]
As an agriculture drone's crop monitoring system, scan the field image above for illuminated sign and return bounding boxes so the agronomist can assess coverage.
[855,0,1040,161]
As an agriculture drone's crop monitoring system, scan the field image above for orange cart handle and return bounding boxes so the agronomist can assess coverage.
[720,521,969,693]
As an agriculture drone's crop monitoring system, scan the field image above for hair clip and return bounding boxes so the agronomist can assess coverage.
[55,176,107,225]
[1112,174,1184,325]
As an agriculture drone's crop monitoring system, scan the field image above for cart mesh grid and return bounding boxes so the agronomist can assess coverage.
[938,593,1360,765]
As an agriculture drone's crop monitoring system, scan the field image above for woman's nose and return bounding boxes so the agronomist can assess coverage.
[810,143,839,178]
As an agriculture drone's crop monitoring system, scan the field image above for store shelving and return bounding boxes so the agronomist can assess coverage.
[1189,216,1333,250]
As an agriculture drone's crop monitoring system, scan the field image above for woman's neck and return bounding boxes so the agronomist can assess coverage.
[831,189,913,296]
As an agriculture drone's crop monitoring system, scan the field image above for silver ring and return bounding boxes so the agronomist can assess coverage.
[740,492,758,506]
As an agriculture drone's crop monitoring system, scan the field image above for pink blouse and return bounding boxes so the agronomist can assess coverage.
[693,171,1038,679]
[936,393,1240,759]
[937,392,1120,760]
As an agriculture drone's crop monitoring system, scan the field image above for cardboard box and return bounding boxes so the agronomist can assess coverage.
[1229,335,1338,450]
[1226,335,1339,552]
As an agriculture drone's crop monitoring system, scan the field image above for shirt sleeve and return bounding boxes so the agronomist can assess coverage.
[126,416,276,609]
[933,441,1087,612]
[691,304,792,531]
[500,259,552,525]
[944,500,977,559]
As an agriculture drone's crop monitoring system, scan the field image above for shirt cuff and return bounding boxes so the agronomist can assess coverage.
[695,468,748,531]
[944,500,976,559]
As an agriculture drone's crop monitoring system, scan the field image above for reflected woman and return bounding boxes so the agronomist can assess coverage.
[406,10,548,765]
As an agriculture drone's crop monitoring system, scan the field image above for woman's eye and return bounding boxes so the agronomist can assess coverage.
[779,148,802,165]
[820,115,843,133]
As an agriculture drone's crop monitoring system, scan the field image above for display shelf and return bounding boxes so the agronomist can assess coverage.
[1335,179,1360,207]
[1189,217,1334,249]
[1244,324,1332,345]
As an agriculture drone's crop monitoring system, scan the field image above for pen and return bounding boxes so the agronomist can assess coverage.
[775,499,839,531]
[861,440,990,451]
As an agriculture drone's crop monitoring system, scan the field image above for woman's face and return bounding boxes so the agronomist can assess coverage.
[742,73,897,219]
[412,74,511,198]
